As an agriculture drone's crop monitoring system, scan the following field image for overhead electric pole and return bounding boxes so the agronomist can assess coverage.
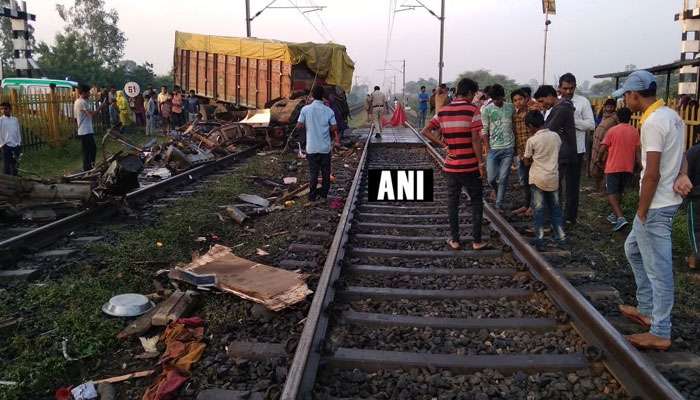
[438,0,445,84]
[246,0,251,37]
[541,0,555,85]
[396,0,445,84]
[245,0,326,38]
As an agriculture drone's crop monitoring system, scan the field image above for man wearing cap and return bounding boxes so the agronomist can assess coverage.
[614,70,691,351]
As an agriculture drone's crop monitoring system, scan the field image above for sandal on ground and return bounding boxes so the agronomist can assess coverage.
[446,239,462,251]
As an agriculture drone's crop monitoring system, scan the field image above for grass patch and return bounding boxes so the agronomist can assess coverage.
[19,127,160,179]
[0,154,293,399]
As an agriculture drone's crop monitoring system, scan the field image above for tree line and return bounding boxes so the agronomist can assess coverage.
[0,0,172,89]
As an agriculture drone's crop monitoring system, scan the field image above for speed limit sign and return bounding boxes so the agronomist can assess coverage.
[124,81,141,98]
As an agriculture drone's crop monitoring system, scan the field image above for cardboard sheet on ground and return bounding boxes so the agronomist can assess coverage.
[170,245,311,311]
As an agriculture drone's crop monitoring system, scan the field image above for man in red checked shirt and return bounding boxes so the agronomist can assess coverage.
[420,78,488,251]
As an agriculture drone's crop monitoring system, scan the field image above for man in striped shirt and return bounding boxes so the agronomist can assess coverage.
[421,78,488,251]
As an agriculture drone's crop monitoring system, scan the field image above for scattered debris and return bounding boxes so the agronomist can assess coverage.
[168,245,311,311]
[139,336,160,353]
[329,197,345,210]
[62,337,79,361]
[151,290,198,326]
[225,206,248,224]
[55,387,72,400]
[256,248,270,256]
[92,370,155,384]
[238,194,270,208]
[0,380,18,386]
[102,293,155,317]
[145,167,172,180]
[195,236,207,242]
[142,318,206,400]
[283,177,298,185]
[277,183,310,204]
[71,382,97,400]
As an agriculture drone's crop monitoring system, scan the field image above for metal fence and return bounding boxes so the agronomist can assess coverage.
[0,89,107,151]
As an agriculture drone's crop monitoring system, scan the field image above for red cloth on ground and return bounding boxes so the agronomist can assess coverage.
[382,104,407,127]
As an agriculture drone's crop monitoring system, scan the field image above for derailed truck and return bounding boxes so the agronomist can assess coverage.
[173,31,355,146]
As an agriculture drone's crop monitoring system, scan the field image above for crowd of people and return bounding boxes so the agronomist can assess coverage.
[417,71,694,351]
[91,84,200,135]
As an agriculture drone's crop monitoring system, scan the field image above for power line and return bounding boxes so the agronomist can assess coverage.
[287,0,329,42]
[382,0,398,89]
[306,0,336,42]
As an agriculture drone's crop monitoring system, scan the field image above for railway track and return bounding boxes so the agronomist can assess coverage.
[278,124,683,399]
[0,145,260,262]
[0,102,367,259]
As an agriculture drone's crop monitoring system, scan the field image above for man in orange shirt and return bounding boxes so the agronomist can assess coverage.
[597,107,640,231]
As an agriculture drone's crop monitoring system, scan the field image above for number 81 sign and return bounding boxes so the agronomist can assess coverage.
[124,81,141,98]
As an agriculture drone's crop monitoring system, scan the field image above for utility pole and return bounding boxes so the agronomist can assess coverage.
[246,0,251,37]
[541,0,555,85]
[402,59,406,104]
[245,0,326,38]
[386,59,406,104]
[396,1,445,84]
[438,0,445,85]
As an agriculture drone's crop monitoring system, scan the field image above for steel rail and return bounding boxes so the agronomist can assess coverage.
[402,120,683,400]
[281,125,373,400]
[0,145,260,252]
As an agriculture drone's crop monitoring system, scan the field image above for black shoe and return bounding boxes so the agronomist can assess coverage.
[375,133,382,139]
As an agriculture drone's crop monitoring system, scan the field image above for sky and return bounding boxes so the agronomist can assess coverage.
[27,0,683,90]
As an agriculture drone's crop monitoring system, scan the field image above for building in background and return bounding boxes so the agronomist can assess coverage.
[678,0,700,95]
[0,0,39,79]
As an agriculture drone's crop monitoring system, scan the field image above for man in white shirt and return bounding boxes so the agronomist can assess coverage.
[74,85,106,171]
[0,102,21,176]
[612,70,689,351]
[558,73,595,224]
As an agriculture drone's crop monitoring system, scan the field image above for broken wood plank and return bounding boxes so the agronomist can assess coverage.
[151,291,187,326]
[92,370,155,384]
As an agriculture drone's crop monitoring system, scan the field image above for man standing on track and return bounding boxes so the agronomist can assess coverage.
[370,86,387,138]
[420,78,488,251]
[296,85,340,206]
[418,86,430,128]
[613,71,690,351]
[558,73,595,224]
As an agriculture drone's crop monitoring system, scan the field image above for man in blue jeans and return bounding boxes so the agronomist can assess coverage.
[481,84,515,211]
[522,111,565,250]
[613,71,690,351]
[417,86,430,128]
[296,85,339,205]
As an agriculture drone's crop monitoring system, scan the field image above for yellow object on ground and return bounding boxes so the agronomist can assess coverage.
[174,31,355,91]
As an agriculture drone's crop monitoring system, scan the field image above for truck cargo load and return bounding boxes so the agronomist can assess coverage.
[173,31,355,110]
